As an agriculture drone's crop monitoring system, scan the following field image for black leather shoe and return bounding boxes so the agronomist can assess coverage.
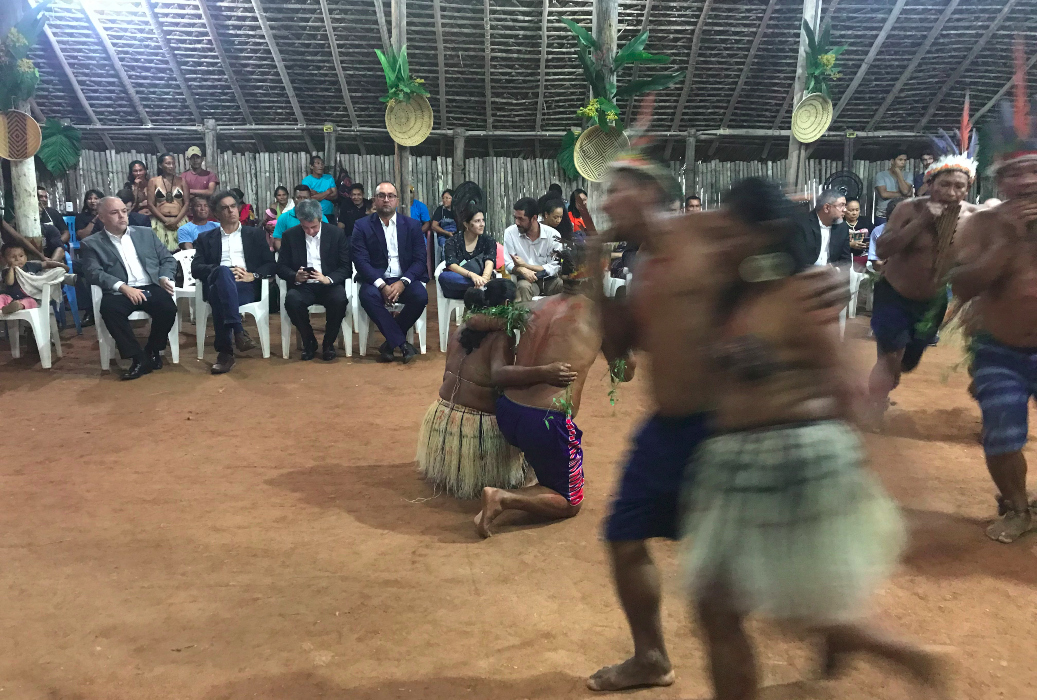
[121,355,152,380]
[322,346,337,361]
[211,351,235,374]
[300,343,317,361]
[401,341,418,364]
[235,330,257,352]
[148,349,164,370]
[377,340,395,363]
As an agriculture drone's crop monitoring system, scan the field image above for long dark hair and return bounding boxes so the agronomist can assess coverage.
[125,160,147,187]
[157,153,178,176]
[81,188,104,213]
[568,188,588,218]
[458,279,517,353]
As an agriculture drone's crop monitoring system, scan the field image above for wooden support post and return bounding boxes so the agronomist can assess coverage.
[786,0,822,189]
[204,118,218,180]
[11,101,41,249]
[684,130,697,197]
[842,133,854,172]
[589,0,618,223]
[324,123,337,170]
[392,0,409,215]
[452,128,466,186]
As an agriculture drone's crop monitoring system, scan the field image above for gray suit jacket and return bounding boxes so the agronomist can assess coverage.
[81,225,178,294]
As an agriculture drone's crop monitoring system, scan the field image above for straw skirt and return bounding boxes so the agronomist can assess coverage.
[151,216,180,252]
[681,420,905,623]
[416,399,528,499]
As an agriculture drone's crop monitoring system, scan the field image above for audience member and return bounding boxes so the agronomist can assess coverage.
[1,242,69,314]
[125,160,151,216]
[547,183,564,202]
[684,195,702,212]
[568,189,589,239]
[191,190,276,373]
[230,188,257,225]
[439,206,496,300]
[409,185,431,234]
[177,196,220,249]
[263,186,290,237]
[913,152,935,196]
[148,153,189,251]
[75,189,105,240]
[844,198,873,268]
[80,197,178,380]
[431,189,456,262]
[867,198,902,270]
[352,181,429,364]
[874,153,913,223]
[277,199,352,361]
[117,188,154,227]
[37,186,69,251]
[504,196,563,305]
[339,183,370,236]
[788,189,852,271]
[181,146,219,198]
[272,185,327,249]
[538,195,566,231]
[301,155,337,225]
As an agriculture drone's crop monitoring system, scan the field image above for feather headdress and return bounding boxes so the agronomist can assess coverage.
[925,93,979,183]
[607,94,682,203]
[985,37,1037,175]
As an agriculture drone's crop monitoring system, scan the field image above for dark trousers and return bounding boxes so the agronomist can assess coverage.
[358,278,428,349]
[284,282,348,349]
[438,270,472,300]
[99,284,178,359]
[207,266,256,353]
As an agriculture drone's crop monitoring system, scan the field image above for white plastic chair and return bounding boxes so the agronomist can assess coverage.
[91,285,180,371]
[434,261,466,351]
[172,248,196,324]
[276,277,354,358]
[356,283,427,356]
[848,265,865,319]
[0,281,62,368]
[196,276,272,359]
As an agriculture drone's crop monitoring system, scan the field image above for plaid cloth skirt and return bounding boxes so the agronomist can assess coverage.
[415,399,528,499]
[681,420,905,623]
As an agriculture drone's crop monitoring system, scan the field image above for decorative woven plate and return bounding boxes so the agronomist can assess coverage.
[0,110,42,161]
[574,126,631,182]
[385,94,433,147]
[791,93,833,144]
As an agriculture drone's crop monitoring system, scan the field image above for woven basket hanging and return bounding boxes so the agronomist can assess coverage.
[790,93,833,144]
[385,94,434,147]
[0,110,42,161]
[574,126,631,182]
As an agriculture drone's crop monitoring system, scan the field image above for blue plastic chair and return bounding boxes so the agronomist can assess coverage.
[65,217,80,251]
[58,251,82,335]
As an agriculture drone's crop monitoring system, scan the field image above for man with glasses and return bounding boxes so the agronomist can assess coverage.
[788,189,852,271]
[352,181,429,363]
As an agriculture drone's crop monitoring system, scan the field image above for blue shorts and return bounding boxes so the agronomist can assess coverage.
[972,336,1037,456]
[870,278,946,372]
[604,413,711,541]
[495,394,584,505]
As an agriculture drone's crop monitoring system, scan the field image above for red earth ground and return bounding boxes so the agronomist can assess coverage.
[1,306,1035,700]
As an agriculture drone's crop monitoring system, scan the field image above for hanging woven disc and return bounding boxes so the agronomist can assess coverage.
[385,95,434,147]
[574,126,631,182]
[0,110,42,161]
[791,93,833,144]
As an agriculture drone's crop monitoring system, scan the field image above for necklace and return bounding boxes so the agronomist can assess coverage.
[161,176,175,203]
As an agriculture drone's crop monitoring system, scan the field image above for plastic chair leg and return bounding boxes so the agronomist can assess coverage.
[6,320,20,358]
[196,300,209,360]
[50,314,62,360]
[36,312,51,369]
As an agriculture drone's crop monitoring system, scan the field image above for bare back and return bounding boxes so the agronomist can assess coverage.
[438,325,511,414]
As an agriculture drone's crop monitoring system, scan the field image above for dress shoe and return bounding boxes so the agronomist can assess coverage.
[235,329,257,352]
[148,349,164,370]
[300,344,318,361]
[322,346,337,362]
[211,351,235,374]
[121,355,152,380]
[80,311,95,328]
[377,340,395,363]
[401,341,418,364]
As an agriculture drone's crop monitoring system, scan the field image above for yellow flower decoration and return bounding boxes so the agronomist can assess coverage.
[414,78,425,84]
[5,28,28,50]
[16,58,35,75]
[605,111,618,122]
[819,53,836,70]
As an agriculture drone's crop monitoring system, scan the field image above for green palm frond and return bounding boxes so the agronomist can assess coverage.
[35,118,81,177]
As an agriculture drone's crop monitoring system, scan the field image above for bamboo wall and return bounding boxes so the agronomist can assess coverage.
[49,151,945,237]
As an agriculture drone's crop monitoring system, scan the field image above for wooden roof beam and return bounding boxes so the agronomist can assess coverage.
[484,0,493,156]
[708,0,778,157]
[251,0,316,153]
[80,5,164,151]
[866,0,960,130]
[196,0,265,151]
[373,0,391,55]
[915,0,1021,132]
[664,0,712,160]
[40,25,115,150]
[970,51,1037,127]
[432,0,449,131]
[622,0,654,125]
[141,0,202,125]
[832,0,906,121]
[534,0,548,138]
[319,0,364,155]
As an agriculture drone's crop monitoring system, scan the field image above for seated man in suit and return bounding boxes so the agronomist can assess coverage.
[352,181,429,364]
[276,199,352,361]
[788,189,852,271]
[80,197,178,380]
[191,190,278,374]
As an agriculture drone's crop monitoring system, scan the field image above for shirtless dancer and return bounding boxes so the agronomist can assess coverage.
[475,247,634,537]
[869,154,978,417]
[952,101,1037,543]
[588,158,850,692]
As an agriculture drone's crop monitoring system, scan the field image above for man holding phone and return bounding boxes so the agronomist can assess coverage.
[503,197,563,306]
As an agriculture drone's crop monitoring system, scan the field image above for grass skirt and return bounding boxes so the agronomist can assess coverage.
[416,399,527,499]
[681,420,905,623]
[150,216,180,252]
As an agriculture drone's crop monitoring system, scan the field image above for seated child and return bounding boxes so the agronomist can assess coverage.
[0,243,70,314]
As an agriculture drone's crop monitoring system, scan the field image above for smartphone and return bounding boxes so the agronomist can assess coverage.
[141,289,152,300]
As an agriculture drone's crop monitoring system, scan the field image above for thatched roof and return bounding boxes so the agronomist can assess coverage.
[22,0,1037,160]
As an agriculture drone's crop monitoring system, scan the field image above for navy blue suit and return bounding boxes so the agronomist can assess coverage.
[351,212,428,350]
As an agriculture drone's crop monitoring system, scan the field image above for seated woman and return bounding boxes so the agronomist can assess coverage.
[416,279,573,498]
[438,206,496,300]
[232,188,257,225]
[845,198,873,270]
[75,189,105,241]
[568,188,589,240]
[147,153,188,251]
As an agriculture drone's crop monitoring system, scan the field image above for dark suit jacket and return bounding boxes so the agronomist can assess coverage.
[276,223,352,289]
[351,212,428,285]
[788,211,852,271]
[191,225,277,301]
[80,225,178,294]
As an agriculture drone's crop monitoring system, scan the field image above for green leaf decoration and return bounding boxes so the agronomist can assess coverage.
[561,18,600,50]
[614,70,685,98]
[0,0,52,109]
[802,20,817,54]
[556,129,579,180]
[374,45,428,102]
[800,20,846,98]
[35,119,81,177]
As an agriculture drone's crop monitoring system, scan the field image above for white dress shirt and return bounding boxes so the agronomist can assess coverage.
[503,223,562,276]
[375,214,412,288]
[220,224,247,269]
[105,229,150,291]
[868,223,885,262]
[304,229,323,283]
[814,216,831,267]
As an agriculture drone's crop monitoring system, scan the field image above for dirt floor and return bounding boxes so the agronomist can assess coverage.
[1,303,1036,700]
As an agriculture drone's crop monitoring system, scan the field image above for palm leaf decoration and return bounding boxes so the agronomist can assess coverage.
[35,119,81,177]
[556,129,580,179]
[0,0,53,110]
[375,45,429,103]
[802,20,846,100]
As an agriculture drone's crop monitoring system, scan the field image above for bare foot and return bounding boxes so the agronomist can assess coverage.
[2,300,24,314]
[986,509,1033,543]
[587,656,675,692]
[474,487,504,538]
